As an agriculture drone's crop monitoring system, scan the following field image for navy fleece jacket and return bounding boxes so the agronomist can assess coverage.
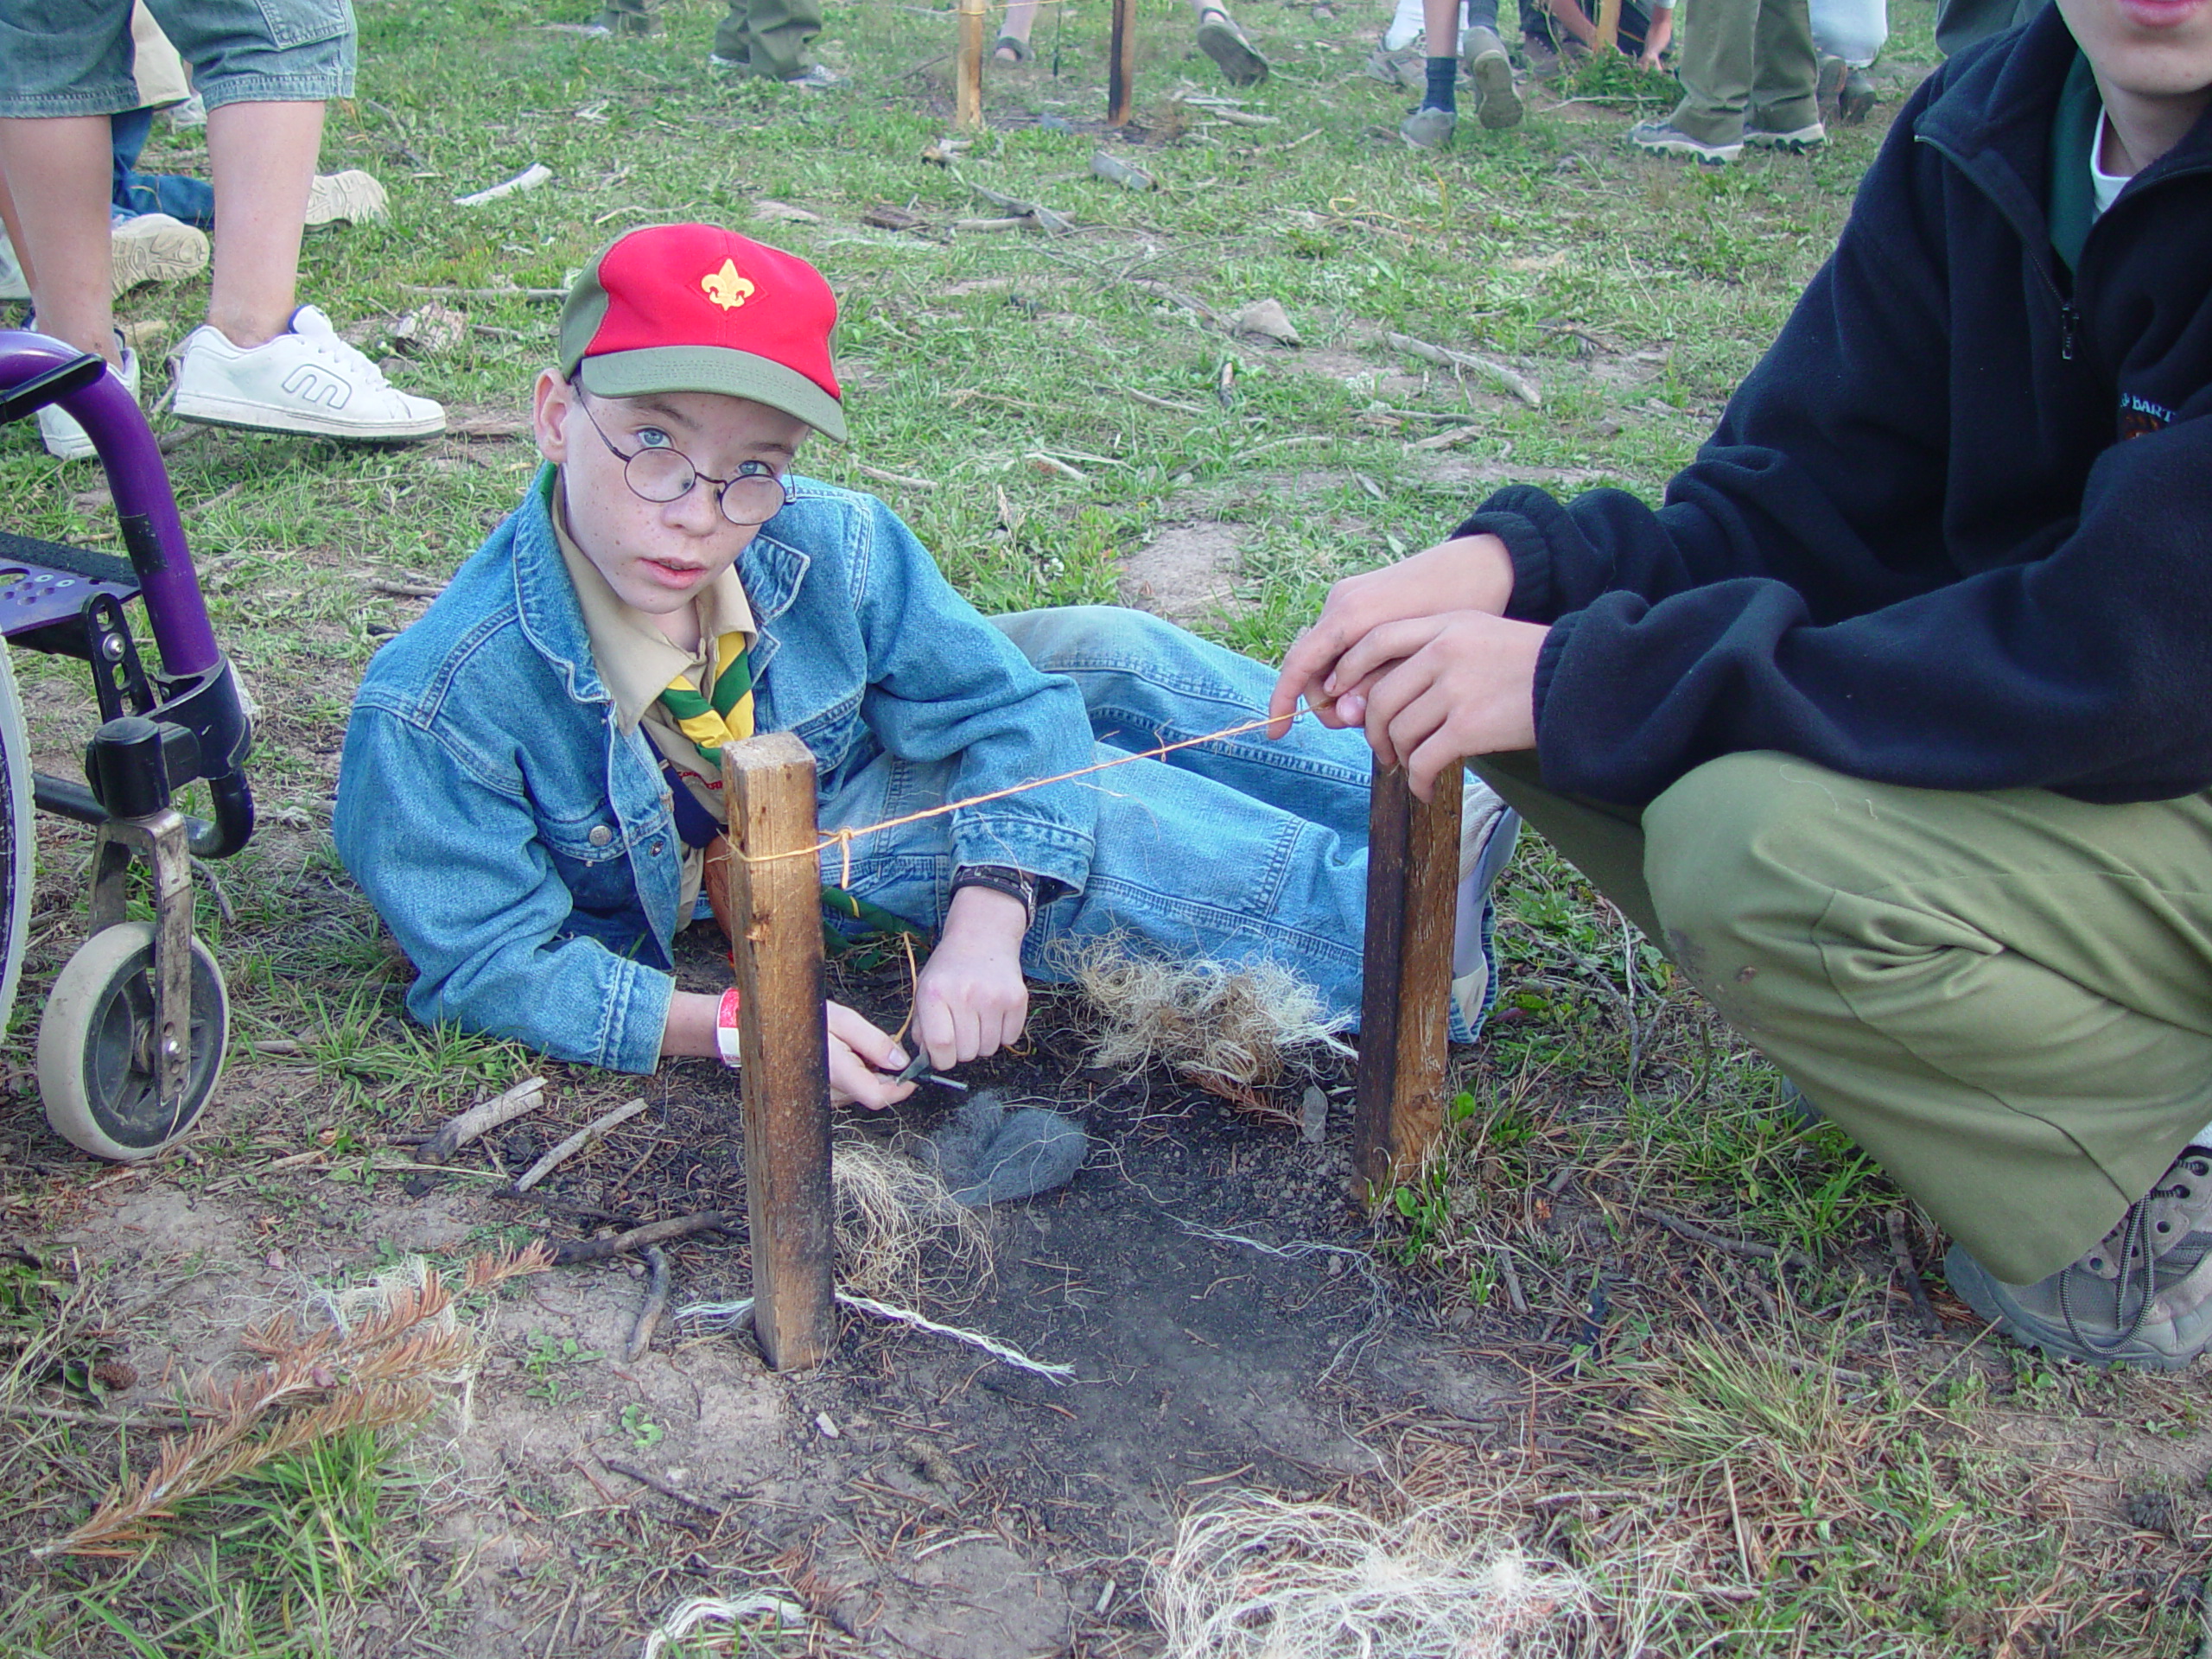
[1463,6,2212,807]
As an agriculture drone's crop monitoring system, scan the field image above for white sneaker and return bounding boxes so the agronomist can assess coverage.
[1382,0,1426,51]
[111,213,209,296]
[0,223,25,302]
[1449,782,1520,1037]
[37,344,140,461]
[306,170,390,227]
[170,306,445,442]
[166,93,207,130]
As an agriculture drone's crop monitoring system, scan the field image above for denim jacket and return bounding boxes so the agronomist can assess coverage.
[334,467,1097,1072]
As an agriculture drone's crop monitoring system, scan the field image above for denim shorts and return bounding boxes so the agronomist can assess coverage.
[0,0,356,117]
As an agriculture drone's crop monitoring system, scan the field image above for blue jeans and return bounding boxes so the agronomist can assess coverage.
[0,0,354,117]
[110,107,215,226]
[816,605,1517,1040]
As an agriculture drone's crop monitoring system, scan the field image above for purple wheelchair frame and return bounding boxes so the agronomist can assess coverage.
[1,329,255,1128]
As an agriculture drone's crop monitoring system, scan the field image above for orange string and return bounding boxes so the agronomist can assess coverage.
[734,710,1304,868]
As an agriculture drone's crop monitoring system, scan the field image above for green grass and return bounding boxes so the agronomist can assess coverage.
[7,0,2205,1652]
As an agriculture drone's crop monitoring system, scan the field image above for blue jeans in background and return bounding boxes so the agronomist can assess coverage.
[110,106,214,226]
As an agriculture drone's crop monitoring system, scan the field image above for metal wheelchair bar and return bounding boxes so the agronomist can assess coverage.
[0,331,220,680]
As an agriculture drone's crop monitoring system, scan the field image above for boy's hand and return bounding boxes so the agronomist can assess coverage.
[828,1001,919,1110]
[1330,610,1549,799]
[661,988,916,1109]
[912,884,1031,1071]
[1268,534,1516,735]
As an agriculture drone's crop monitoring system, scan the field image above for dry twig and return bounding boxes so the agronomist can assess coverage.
[418,1076,546,1163]
[509,1097,647,1193]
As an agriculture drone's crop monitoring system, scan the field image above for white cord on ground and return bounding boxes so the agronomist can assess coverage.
[674,1292,1074,1381]
[639,1593,806,1659]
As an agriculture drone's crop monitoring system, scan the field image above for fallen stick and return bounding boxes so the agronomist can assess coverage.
[625,1244,671,1362]
[454,162,553,207]
[366,577,448,599]
[547,1211,740,1267]
[1127,389,1207,415]
[1408,425,1489,453]
[951,216,1029,232]
[400,284,566,302]
[954,173,1076,235]
[417,1077,545,1164]
[1386,331,1543,409]
[855,462,938,491]
[1641,1205,1815,1274]
[605,1458,728,1518]
[510,1097,648,1193]
[1886,1208,1940,1335]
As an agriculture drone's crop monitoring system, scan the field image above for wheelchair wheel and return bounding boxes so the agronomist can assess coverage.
[0,636,33,1037]
[38,921,228,1160]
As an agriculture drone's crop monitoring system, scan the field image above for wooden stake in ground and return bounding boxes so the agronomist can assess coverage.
[1107,0,1139,125]
[956,0,987,130]
[721,734,836,1370]
[1351,761,1463,1205]
[1594,0,1622,51]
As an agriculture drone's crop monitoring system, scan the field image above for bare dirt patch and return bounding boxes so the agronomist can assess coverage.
[1116,522,1249,626]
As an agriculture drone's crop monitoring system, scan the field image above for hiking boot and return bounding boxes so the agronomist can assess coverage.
[306,170,390,227]
[1816,53,1845,120]
[1399,105,1457,149]
[37,341,138,461]
[1462,24,1523,128]
[1839,65,1876,124]
[1522,34,1565,80]
[170,305,444,442]
[782,63,847,88]
[1196,8,1269,86]
[1744,118,1827,151]
[1627,118,1739,164]
[110,213,208,296]
[1945,1145,2212,1370]
[1449,789,1520,1042]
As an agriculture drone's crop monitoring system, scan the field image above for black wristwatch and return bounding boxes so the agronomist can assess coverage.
[950,864,1064,927]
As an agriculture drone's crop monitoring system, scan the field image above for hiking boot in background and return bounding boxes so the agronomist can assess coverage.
[1463,23,1523,127]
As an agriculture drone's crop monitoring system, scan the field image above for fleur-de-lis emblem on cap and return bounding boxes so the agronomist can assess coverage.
[702,257,756,311]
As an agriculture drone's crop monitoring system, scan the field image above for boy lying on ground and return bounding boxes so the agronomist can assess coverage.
[1271,0,2212,1369]
[334,224,1520,1110]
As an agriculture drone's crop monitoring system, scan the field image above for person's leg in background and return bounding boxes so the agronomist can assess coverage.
[712,0,839,84]
[1743,0,1823,148]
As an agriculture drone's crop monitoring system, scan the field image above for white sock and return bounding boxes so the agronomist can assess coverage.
[1452,791,1518,979]
[1383,0,1425,52]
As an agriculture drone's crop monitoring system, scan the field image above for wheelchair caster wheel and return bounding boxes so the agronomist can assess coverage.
[38,921,228,1161]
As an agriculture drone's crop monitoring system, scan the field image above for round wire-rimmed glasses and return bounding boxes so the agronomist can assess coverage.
[571,387,792,526]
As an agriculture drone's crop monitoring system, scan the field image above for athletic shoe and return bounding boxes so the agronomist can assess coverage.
[306,170,390,227]
[170,305,445,442]
[1463,24,1523,129]
[1196,9,1269,86]
[1744,118,1827,151]
[1399,105,1457,149]
[110,213,208,296]
[37,343,138,461]
[1945,1146,2212,1370]
[1626,119,1740,164]
[0,226,25,303]
[1449,788,1520,1041]
[1383,0,1425,51]
[1840,66,1876,124]
[708,51,747,67]
[166,93,207,130]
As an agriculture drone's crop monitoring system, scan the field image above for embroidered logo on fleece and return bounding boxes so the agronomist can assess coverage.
[2119,391,2173,441]
[702,258,756,311]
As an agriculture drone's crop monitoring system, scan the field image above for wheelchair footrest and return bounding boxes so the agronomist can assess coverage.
[0,531,139,639]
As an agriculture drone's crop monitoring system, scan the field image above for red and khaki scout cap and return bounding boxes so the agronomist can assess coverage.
[556,222,847,441]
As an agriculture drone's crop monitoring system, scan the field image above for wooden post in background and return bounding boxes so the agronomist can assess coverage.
[1351,760,1463,1206]
[1594,0,1622,53]
[956,0,987,129]
[723,734,835,1371]
[1107,0,1138,126]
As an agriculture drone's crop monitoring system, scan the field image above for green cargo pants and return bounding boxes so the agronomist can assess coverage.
[1667,0,1821,144]
[1471,750,2212,1285]
[712,0,824,79]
